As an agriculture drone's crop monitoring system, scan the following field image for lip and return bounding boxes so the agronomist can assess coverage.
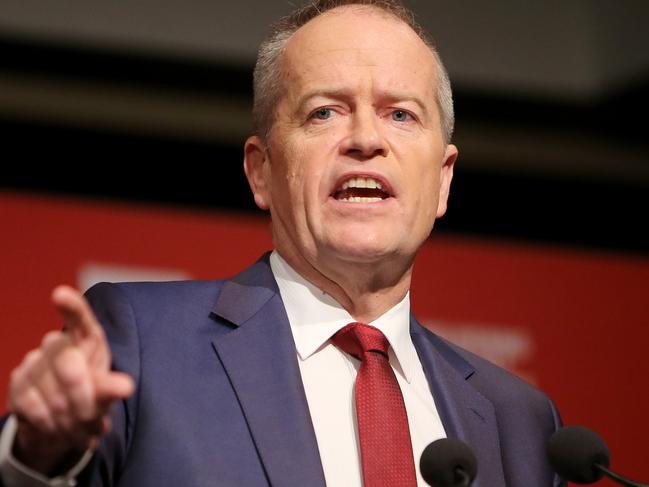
[329,171,396,199]
[327,197,395,210]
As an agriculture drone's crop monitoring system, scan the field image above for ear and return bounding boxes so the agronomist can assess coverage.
[435,143,458,218]
[243,135,271,210]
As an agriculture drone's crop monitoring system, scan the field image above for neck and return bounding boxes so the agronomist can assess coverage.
[275,247,414,323]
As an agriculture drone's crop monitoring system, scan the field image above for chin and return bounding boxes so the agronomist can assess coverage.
[325,238,400,265]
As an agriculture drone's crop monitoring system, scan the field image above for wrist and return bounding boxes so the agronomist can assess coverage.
[13,420,90,477]
[1,415,95,486]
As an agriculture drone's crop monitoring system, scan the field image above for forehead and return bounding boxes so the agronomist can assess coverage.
[280,6,437,100]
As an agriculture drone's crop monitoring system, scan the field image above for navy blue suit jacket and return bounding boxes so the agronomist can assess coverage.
[2,255,565,486]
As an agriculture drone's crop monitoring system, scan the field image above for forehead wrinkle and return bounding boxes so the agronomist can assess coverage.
[286,39,436,90]
[294,88,355,112]
[294,85,431,113]
[278,8,439,124]
[377,90,431,118]
[304,46,398,59]
[289,64,434,114]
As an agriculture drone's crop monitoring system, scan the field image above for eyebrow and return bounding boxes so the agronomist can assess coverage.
[294,88,431,119]
[379,91,431,118]
[294,88,354,114]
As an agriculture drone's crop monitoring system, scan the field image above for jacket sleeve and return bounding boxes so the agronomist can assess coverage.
[74,282,142,487]
[547,396,567,487]
[0,282,141,487]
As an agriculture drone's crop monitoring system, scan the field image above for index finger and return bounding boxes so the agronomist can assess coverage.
[51,285,103,341]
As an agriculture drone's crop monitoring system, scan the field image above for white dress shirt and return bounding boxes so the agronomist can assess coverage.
[270,251,446,486]
[0,252,446,486]
[0,415,90,486]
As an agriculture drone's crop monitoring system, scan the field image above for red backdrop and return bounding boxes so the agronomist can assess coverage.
[2,191,647,486]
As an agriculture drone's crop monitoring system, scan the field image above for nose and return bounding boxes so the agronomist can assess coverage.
[340,109,389,160]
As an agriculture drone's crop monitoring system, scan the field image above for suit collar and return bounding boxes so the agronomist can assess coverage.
[211,253,278,326]
[210,256,506,487]
[269,250,417,383]
[210,254,327,487]
[410,316,507,487]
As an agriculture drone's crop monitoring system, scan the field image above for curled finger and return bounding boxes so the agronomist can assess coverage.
[10,386,57,434]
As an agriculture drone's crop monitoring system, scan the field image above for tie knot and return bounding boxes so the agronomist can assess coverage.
[332,322,390,360]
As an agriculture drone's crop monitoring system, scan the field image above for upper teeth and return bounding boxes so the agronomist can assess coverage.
[341,177,383,190]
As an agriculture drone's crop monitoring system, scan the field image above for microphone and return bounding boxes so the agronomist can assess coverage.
[419,438,477,487]
[547,425,648,486]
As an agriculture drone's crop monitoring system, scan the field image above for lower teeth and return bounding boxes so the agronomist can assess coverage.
[338,196,383,203]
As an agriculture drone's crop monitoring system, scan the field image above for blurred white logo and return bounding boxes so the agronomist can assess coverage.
[423,320,536,384]
[77,262,190,292]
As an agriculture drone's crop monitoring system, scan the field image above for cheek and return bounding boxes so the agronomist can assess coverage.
[290,138,334,203]
[270,140,302,198]
[408,156,439,193]
[409,157,443,219]
[271,140,319,216]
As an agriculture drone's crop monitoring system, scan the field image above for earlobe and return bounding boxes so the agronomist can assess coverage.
[436,144,458,218]
[243,135,271,210]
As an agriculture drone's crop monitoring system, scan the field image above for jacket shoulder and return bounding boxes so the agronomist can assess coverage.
[414,321,557,415]
[446,336,552,405]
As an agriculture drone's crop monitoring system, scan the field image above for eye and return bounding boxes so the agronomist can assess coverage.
[310,107,333,120]
[391,109,412,122]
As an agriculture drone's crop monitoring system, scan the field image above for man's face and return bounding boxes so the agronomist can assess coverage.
[245,6,457,272]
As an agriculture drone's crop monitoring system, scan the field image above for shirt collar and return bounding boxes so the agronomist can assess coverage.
[269,250,417,383]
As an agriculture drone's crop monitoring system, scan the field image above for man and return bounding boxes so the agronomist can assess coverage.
[0,1,564,486]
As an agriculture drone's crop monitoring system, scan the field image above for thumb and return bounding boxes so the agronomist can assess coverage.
[94,371,135,404]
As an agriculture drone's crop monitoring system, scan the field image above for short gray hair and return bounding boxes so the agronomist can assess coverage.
[252,0,455,145]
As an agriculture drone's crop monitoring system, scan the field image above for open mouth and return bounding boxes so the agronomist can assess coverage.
[331,176,392,203]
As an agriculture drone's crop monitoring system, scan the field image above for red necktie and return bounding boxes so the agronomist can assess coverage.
[332,322,417,487]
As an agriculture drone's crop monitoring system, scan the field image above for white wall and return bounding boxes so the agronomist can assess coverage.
[1,0,648,98]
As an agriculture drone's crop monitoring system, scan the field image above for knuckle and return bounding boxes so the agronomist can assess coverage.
[72,388,97,415]
[48,393,69,415]
[9,384,30,412]
[28,407,50,429]
[15,390,54,432]
[23,349,43,368]
[20,388,43,412]
[24,360,49,386]
[8,367,24,393]
[54,350,87,388]
[20,355,46,385]
[41,330,61,348]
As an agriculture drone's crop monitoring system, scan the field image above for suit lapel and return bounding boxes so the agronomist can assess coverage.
[208,256,507,486]
[411,317,507,487]
[210,257,326,487]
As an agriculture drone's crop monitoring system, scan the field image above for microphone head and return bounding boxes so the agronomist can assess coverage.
[420,438,478,487]
[547,425,611,483]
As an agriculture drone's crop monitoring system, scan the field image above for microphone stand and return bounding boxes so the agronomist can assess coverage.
[595,463,649,487]
[454,467,472,487]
